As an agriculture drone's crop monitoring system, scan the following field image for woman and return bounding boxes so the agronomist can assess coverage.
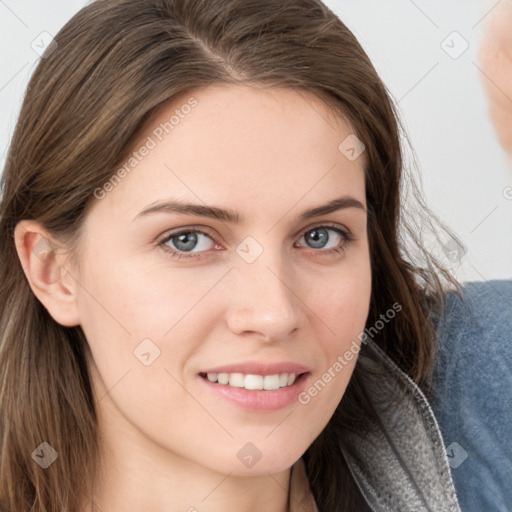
[0,0,508,510]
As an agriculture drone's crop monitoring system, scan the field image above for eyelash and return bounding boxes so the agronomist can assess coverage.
[157,223,355,261]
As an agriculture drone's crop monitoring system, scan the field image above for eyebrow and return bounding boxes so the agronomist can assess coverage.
[133,195,366,224]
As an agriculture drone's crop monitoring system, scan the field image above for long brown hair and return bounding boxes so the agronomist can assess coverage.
[0,0,464,510]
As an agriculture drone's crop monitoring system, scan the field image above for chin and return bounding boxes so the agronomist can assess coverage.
[201,437,309,477]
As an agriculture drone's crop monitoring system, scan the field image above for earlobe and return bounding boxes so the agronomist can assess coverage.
[13,220,81,327]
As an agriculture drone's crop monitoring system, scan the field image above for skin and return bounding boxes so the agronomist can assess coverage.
[478,1,512,161]
[15,83,371,511]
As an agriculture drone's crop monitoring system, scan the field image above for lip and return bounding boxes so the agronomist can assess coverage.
[200,361,311,376]
[198,371,312,412]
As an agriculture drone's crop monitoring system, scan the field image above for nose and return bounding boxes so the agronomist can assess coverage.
[225,252,303,343]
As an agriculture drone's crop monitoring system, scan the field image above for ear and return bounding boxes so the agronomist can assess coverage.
[14,219,81,327]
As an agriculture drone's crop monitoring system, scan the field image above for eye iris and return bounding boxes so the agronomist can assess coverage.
[306,228,328,249]
[174,232,198,252]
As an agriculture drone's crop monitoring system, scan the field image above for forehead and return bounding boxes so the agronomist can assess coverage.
[96,83,367,222]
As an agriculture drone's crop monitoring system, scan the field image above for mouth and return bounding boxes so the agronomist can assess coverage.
[198,370,311,411]
[198,371,310,391]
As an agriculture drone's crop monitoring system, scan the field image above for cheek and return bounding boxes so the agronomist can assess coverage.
[77,251,227,342]
[305,260,372,408]
[76,258,230,463]
[312,254,372,342]
[75,251,231,407]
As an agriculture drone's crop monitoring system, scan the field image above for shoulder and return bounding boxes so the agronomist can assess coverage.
[431,278,512,403]
[430,278,512,511]
[434,278,512,341]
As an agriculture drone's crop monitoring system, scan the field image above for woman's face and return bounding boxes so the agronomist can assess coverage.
[73,83,371,476]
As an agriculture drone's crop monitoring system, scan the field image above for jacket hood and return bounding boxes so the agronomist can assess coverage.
[338,338,461,511]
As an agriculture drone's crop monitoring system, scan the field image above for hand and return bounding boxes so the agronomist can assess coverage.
[478,1,512,155]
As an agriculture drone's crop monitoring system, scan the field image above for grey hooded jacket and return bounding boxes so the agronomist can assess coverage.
[339,338,461,512]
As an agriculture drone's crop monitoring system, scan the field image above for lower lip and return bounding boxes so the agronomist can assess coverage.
[198,373,311,412]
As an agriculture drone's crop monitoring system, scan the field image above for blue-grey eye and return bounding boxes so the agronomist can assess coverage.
[164,230,214,253]
[301,227,344,249]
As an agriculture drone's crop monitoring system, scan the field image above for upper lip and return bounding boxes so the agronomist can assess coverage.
[200,361,311,376]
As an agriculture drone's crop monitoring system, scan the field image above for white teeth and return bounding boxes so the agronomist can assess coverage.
[217,373,229,385]
[228,373,245,387]
[204,372,300,390]
[263,374,280,390]
[245,374,264,390]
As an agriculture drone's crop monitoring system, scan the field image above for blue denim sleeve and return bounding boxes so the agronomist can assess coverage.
[430,278,512,512]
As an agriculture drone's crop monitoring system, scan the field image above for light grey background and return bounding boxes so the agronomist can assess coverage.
[1,0,511,281]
